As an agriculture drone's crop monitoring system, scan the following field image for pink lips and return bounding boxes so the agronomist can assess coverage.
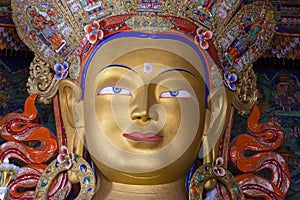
[123,132,164,142]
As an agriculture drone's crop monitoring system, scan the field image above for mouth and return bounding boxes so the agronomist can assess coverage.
[123,132,164,142]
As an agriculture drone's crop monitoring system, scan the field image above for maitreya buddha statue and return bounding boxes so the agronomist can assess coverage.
[0,0,291,199]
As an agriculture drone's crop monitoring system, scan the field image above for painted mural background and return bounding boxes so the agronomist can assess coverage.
[0,55,299,199]
[231,68,300,200]
[0,55,55,133]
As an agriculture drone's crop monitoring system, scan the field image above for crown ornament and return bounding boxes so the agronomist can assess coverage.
[11,0,277,114]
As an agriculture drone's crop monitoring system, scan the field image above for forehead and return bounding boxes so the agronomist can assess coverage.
[111,48,199,76]
[81,32,210,98]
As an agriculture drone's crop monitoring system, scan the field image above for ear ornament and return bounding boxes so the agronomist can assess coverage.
[189,157,245,200]
[34,146,95,200]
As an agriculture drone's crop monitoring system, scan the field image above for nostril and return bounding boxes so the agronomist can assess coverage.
[131,114,141,120]
[131,114,151,122]
[141,115,151,122]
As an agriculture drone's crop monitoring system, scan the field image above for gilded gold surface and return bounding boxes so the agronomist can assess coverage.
[27,56,59,104]
[58,37,230,199]
[202,87,232,190]
[94,172,188,199]
[231,65,258,115]
[66,46,205,182]
[11,0,276,113]
[35,157,95,200]
[10,0,278,198]
[189,163,245,200]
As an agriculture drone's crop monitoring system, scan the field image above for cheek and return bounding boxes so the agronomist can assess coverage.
[94,96,131,135]
[159,99,181,140]
[159,98,200,142]
[94,97,119,134]
[167,98,201,141]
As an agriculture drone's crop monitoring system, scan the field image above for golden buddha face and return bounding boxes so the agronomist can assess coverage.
[81,36,209,184]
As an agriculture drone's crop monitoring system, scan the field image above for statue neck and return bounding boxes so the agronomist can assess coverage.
[93,173,188,200]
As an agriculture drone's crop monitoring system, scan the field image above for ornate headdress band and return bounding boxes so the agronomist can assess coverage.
[11,0,276,114]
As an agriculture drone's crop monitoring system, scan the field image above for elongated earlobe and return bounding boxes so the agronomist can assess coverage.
[201,87,232,190]
[58,80,85,183]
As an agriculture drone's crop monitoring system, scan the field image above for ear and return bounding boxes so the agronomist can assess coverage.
[201,87,232,190]
[58,79,84,183]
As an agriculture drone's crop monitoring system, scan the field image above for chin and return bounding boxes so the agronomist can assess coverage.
[90,137,202,185]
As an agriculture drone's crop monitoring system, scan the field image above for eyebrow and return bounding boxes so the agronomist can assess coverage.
[99,65,197,79]
[98,64,137,74]
[159,68,197,79]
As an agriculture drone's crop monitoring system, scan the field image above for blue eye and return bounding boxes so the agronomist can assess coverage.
[170,91,179,97]
[160,90,193,98]
[98,86,131,96]
[113,87,122,93]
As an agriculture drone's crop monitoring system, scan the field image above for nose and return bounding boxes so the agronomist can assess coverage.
[131,111,151,122]
[130,85,156,124]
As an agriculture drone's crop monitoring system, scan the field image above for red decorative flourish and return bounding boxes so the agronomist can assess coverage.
[229,105,290,200]
[8,164,46,199]
[0,94,70,199]
[0,95,57,163]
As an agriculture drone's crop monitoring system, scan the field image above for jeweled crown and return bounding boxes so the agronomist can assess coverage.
[11,0,277,114]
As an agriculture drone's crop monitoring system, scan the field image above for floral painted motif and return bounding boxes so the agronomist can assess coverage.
[57,146,74,169]
[84,21,104,44]
[54,61,69,80]
[194,28,213,50]
[223,72,237,90]
[212,157,226,177]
